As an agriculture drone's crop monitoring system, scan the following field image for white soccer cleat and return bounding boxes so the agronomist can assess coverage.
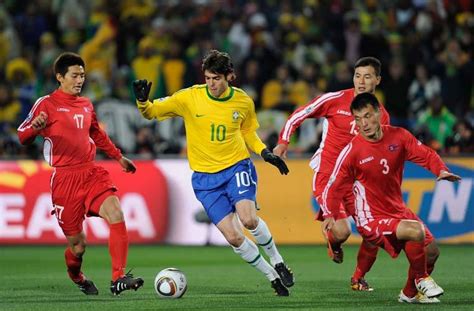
[415,276,444,298]
[398,290,440,304]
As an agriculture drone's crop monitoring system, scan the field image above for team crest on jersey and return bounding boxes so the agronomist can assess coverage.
[83,107,89,113]
[388,144,399,152]
[232,110,240,122]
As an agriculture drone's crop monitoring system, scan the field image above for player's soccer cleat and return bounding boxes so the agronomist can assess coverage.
[350,277,374,291]
[415,276,444,298]
[271,278,289,296]
[398,290,440,304]
[327,242,344,264]
[76,279,99,295]
[110,270,144,296]
[274,263,294,287]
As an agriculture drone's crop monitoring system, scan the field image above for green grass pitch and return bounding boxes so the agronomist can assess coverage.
[1,245,473,310]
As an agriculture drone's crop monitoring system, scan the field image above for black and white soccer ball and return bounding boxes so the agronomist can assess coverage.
[154,268,187,298]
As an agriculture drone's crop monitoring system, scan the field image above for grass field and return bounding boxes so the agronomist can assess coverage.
[1,245,473,310]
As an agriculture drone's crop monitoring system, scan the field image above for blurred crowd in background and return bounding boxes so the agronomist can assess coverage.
[0,0,472,160]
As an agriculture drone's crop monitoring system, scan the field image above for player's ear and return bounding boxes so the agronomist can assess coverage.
[226,72,236,82]
[55,73,63,84]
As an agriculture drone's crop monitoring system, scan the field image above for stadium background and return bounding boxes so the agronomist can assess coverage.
[0,0,472,246]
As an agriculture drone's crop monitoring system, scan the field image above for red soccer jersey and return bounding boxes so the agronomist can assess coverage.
[321,125,448,225]
[278,88,390,175]
[17,89,122,167]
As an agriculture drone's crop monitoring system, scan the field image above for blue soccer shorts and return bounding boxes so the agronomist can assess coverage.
[192,158,257,225]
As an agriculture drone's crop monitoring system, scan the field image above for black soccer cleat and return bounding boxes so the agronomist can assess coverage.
[274,263,294,287]
[110,271,144,296]
[76,279,99,295]
[271,278,289,296]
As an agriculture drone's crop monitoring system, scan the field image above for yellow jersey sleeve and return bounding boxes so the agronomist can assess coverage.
[138,85,266,173]
[241,99,266,154]
[136,89,186,120]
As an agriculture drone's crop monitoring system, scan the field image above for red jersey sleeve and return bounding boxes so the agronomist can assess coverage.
[89,109,122,160]
[278,91,344,144]
[402,128,448,176]
[321,142,355,218]
[380,104,390,125]
[17,96,49,145]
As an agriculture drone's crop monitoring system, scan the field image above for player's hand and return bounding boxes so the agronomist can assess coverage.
[31,111,48,131]
[119,156,136,173]
[261,148,289,175]
[322,217,335,233]
[273,143,288,159]
[437,170,461,182]
[132,79,152,102]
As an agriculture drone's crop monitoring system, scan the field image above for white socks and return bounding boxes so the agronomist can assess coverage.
[250,218,283,266]
[233,237,278,281]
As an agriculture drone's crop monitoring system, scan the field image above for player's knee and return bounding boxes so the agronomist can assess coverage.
[100,197,124,223]
[240,217,258,230]
[108,207,124,223]
[332,221,351,242]
[72,242,86,257]
[410,223,425,242]
[332,227,351,242]
[225,233,244,247]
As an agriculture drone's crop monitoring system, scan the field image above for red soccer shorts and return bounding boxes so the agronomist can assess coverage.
[50,162,117,236]
[314,172,351,221]
[356,209,434,258]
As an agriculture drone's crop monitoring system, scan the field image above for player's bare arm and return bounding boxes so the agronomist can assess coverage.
[273,143,288,159]
[437,170,461,182]
[32,111,48,131]
[119,156,136,173]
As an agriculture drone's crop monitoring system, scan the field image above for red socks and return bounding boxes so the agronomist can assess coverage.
[403,241,429,297]
[65,247,84,283]
[352,240,378,280]
[109,221,129,281]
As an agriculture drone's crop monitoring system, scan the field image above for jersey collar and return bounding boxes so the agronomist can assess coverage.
[206,85,234,102]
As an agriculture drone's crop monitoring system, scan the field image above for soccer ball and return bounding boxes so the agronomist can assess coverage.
[154,268,187,298]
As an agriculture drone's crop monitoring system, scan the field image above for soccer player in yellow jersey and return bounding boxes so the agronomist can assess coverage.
[133,50,294,296]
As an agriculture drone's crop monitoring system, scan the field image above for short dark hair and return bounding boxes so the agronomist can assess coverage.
[53,52,85,77]
[351,93,380,113]
[354,57,381,76]
[201,50,234,75]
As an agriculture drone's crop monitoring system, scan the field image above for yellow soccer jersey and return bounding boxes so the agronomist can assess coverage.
[137,84,267,173]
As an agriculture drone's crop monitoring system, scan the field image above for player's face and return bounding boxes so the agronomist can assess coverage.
[353,104,382,141]
[204,70,229,98]
[353,66,381,95]
[57,65,85,96]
